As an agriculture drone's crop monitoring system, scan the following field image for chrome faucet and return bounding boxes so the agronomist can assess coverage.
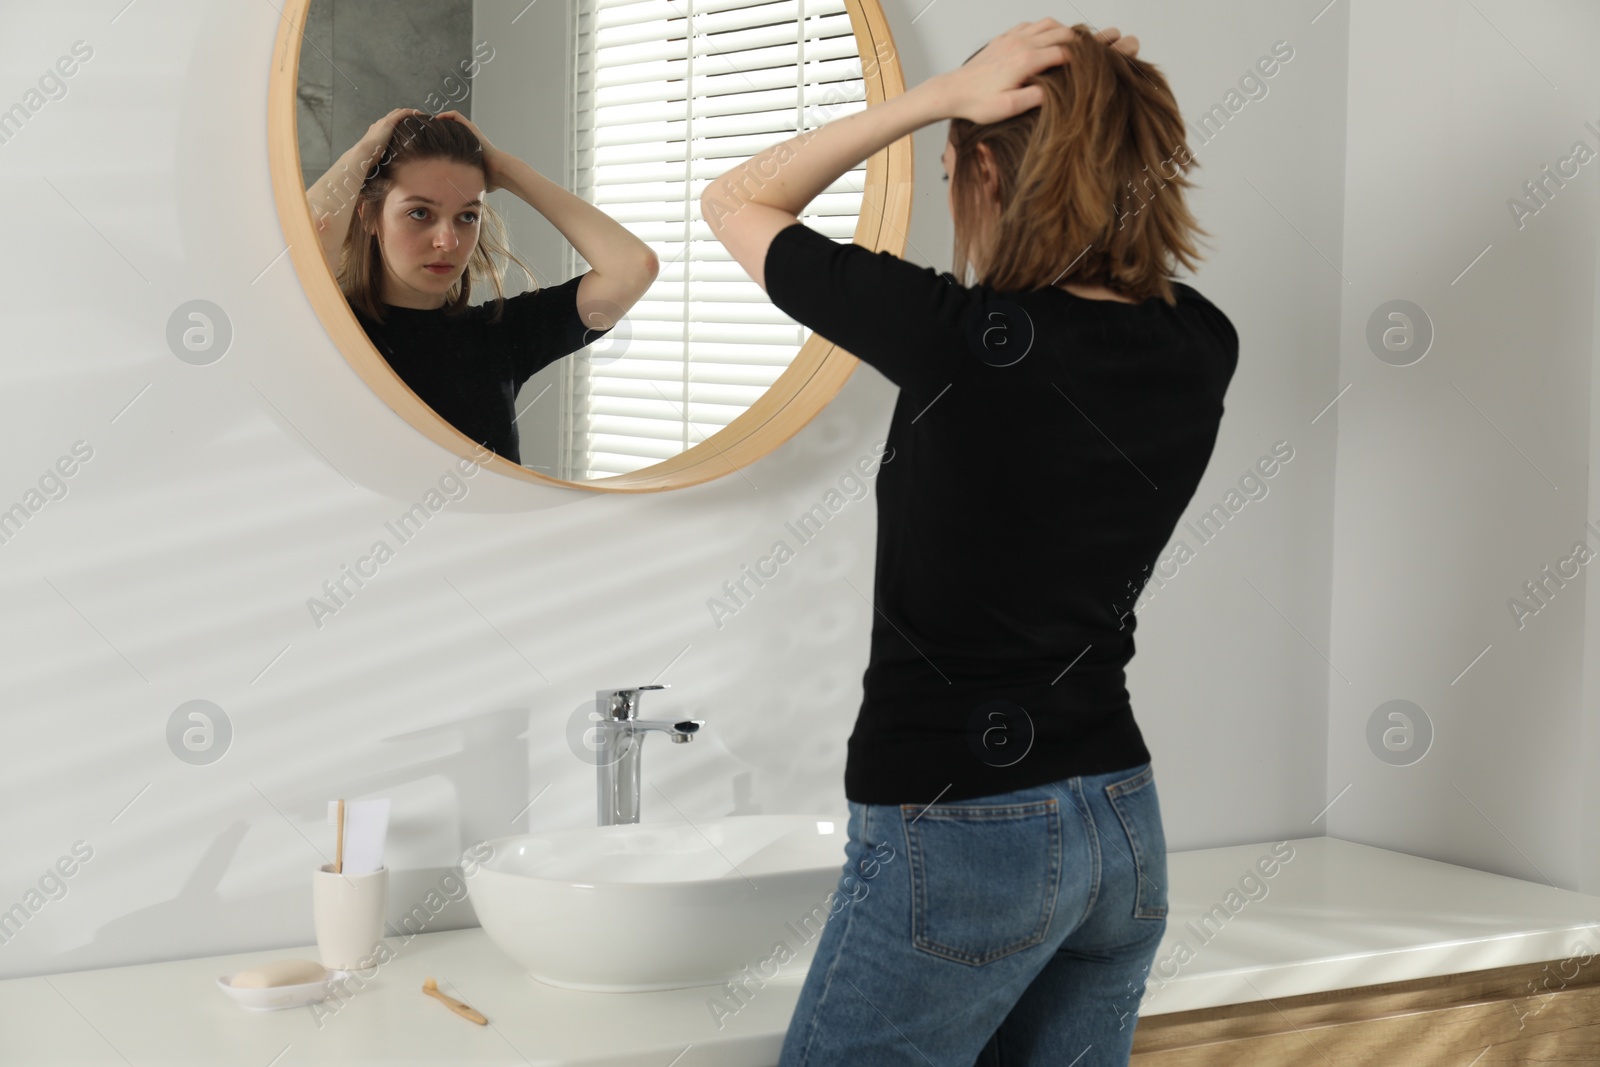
[594,685,704,826]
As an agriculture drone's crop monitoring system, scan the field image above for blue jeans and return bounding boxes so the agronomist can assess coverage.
[779,763,1168,1067]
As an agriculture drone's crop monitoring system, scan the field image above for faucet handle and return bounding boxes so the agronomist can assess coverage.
[596,684,669,721]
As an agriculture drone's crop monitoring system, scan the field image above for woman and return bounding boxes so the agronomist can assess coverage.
[704,21,1239,1066]
[305,110,657,467]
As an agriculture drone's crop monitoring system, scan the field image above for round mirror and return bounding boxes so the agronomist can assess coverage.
[268,0,910,491]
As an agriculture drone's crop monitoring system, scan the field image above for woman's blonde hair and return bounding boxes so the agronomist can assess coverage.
[948,25,1211,305]
[339,114,535,324]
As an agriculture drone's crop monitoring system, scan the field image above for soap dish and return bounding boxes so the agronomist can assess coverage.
[216,969,350,1012]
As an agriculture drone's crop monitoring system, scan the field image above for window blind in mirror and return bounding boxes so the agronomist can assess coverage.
[566,0,868,480]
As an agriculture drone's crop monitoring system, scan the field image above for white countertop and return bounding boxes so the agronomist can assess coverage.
[1137,836,1600,1015]
[4,836,1597,1066]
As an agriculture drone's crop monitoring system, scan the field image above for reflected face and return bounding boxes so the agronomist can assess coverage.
[365,158,486,310]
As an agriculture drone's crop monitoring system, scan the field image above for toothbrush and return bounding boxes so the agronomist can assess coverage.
[423,977,487,1025]
[334,798,345,874]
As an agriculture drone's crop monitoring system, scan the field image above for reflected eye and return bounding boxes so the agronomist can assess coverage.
[406,208,479,224]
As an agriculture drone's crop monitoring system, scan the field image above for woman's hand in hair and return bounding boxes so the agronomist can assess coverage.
[435,110,507,193]
[1097,26,1140,58]
[935,19,1136,125]
[354,107,428,177]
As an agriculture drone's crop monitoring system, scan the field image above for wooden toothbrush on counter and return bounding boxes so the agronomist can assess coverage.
[423,977,487,1025]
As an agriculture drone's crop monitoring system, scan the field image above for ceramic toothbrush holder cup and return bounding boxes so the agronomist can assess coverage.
[311,864,388,970]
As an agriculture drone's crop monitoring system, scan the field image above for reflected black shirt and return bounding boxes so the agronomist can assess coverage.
[351,273,610,465]
[762,222,1240,805]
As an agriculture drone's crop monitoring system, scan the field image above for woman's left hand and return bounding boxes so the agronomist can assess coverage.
[933,20,1139,125]
[435,109,506,192]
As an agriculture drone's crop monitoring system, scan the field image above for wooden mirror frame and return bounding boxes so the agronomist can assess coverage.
[268,0,910,493]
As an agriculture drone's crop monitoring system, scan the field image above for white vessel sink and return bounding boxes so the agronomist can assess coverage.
[467,814,849,992]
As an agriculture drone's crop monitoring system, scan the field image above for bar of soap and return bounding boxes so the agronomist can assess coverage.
[231,959,328,988]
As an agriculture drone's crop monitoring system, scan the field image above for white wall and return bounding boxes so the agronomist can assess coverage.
[1329,0,1600,892]
[1,0,1588,983]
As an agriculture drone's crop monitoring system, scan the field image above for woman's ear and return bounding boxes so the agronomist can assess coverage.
[977,142,999,201]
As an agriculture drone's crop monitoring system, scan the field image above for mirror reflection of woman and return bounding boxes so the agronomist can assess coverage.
[305,109,657,468]
[707,22,1240,1067]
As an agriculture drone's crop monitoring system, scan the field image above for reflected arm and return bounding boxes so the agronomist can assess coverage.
[306,139,387,278]
[492,156,659,332]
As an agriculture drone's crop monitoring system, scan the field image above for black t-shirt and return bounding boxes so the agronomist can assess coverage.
[351,273,611,465]
[762,222,1240,805]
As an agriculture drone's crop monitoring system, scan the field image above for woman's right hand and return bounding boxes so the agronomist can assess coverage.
[353,107,429,177]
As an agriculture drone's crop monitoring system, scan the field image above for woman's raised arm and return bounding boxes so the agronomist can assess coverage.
[435,110,658,331]
[305,107,426,277]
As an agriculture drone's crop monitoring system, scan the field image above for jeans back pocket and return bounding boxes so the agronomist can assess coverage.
[901,798,1061,966]
[1105,764,1168,920]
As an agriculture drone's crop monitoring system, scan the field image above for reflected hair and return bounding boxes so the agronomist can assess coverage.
[948,25,1211,305]
[338,114,535,325]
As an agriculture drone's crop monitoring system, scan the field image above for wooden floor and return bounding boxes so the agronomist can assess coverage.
[1130,956,1600,1064]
